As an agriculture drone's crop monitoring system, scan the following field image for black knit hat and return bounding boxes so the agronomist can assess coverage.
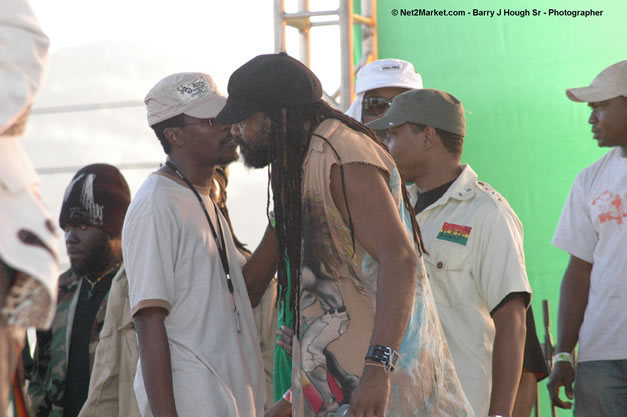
[216,52,323,124]
[59,164,131,236]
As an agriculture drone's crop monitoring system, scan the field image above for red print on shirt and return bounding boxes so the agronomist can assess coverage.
[592,191,626,224]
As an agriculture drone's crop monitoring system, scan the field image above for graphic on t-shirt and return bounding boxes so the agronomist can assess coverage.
[592,190,625,224]
[300,195,357,416]
[437,222,472,245]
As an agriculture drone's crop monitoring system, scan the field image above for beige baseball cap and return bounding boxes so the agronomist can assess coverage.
[366,88,466,136]
[566,60,627,102]
[144,72,227,126]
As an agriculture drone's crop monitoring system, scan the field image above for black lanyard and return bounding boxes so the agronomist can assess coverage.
[165,160,241,332]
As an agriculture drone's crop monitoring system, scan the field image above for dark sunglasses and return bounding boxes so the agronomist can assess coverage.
[173,118,216,128]
[362,96,394,116]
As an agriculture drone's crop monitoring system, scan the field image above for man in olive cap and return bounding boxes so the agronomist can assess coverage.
[548,60,627,416]
[217,53,472,417]
[368,89,531,417]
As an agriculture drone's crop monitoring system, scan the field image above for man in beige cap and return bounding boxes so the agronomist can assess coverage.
[123,73,264,417]
[368,89,531,417]
[548,60,627,416]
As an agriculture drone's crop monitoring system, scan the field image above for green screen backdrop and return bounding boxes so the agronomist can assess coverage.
[373,0,626,415]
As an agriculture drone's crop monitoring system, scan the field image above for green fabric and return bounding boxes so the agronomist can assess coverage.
[28,269,110,417]
[376,2,627,415]
[273,262,294,401]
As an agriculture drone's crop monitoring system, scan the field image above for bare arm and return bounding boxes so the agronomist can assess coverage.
[243,225,279,307]
[330,163,418,416]
[547,255,592,409]
[489,296,527,417]
[134,307,178,417]
[264,398,292,417]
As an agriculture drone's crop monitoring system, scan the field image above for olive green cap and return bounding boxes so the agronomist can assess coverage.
[366,88,466,136]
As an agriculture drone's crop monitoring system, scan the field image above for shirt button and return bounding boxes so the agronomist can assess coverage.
[436,261,444,269]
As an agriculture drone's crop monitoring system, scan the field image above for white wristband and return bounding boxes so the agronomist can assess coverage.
[553,351,574,366]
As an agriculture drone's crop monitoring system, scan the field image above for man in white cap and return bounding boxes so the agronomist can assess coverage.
[345,58,423,124]
[0,1,58,415]
[548,60,627,416]
[123,73,264,417]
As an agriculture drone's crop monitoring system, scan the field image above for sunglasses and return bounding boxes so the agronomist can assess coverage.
[362,96,394,117]
[173,118,216,128]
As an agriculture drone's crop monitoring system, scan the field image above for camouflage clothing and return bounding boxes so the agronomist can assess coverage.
[28,269,109,417]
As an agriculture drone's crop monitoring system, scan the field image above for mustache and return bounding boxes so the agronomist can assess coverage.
[219,134,236,145]
[234,136,248,146]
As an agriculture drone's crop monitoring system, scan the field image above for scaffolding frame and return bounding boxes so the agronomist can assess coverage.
[273,0,377,110]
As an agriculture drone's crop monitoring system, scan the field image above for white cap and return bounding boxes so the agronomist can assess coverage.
[566,60,627,103]
[345,59,423,122]
[355,58,423,95]
[145,72,227,126]
[0,0,50,136]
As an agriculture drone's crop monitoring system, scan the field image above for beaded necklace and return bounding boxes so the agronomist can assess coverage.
[83,262,120,299]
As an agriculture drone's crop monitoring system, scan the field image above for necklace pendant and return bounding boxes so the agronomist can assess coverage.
[87,286,95,300]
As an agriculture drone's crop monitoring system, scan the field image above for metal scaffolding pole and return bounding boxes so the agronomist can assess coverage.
[273,0,377,111]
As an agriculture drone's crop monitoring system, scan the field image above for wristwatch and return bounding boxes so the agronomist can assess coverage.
[553,351,574,366]
[365,344,399,373]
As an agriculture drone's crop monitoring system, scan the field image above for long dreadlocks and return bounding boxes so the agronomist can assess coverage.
[265,99,426,334]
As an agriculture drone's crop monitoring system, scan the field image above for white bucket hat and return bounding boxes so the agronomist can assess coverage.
[345,59,423,122]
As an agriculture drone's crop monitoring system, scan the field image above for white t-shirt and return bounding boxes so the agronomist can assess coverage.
[412,165,531,417]
[122,173,264,417]
[552,147,627,362]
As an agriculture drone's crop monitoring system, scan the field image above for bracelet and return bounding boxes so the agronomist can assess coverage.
[553,352,574,366]
[364,360,386,370]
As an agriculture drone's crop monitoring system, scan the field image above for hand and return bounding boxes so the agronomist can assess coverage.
[277,326,294,356]
[264,398,291,417]
[547,361,575,409]
[346,364,390,417]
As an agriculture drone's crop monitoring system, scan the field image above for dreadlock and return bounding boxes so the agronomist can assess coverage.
[266,99,426,334]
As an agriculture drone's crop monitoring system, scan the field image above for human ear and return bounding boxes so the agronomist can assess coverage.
[164,127,184,147]
[422,126,437,150]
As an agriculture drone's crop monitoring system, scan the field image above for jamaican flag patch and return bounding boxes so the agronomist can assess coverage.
[436,222,472,246]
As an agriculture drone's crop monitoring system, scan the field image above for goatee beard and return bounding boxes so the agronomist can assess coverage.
[236,122,276,168]
[238,141,275,168]
[72,239,113,278]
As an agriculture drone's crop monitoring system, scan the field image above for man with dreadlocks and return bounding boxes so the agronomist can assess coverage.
[217,53,473,417]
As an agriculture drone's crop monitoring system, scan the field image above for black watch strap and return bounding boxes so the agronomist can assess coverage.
[365,344,399,373]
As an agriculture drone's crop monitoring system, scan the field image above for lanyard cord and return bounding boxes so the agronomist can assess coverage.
[165,160,236,296]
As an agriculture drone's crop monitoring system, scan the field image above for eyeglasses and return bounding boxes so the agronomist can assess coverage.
[173,118,216,128]
[362,96,394,117]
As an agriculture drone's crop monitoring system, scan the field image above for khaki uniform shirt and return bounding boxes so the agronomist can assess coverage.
[78,266,140,417]
[411,165,531,417]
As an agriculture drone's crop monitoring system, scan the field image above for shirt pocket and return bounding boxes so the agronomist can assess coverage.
[424,243,472,307]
